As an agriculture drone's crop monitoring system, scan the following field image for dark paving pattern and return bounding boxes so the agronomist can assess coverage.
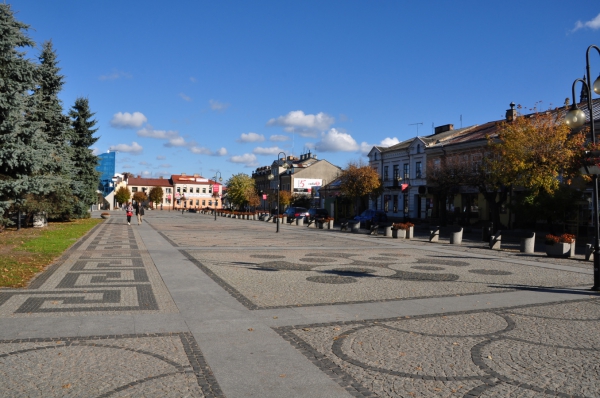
[275,298,600,397]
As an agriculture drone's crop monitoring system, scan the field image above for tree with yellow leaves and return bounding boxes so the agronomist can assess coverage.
[339,159,381,215]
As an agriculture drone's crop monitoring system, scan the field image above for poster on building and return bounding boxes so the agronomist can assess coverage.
[293,179,322,190]
[213,184,220,194]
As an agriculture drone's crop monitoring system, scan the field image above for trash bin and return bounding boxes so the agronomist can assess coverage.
[482,222,493,242]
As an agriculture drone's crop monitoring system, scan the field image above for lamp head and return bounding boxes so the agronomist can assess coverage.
[594,74,600,96]
[268,174,274,181]
[565,104,586,128]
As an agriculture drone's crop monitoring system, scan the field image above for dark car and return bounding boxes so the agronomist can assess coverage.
[354,209,388,224]
[308,208,329,221]
[283,207,309,221]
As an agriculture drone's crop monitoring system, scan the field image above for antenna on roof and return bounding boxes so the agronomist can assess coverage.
[460,115,462,128]
[432,122,434,134]
[409,122,423,135]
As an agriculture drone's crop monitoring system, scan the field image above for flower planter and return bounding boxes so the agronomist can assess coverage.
[545,242,571,258]
[327,220,334,230]
[100,214,110,220]
[383,226,392,237]
[406,226,414,239]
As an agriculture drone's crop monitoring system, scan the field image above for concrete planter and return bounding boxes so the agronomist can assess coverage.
[406,226,414,239]
[450,228,463,245]
[33,212,48,228]
[327,220,334,230]
[383,226,392,237]
[349,220,360,233]
[545,242,571,258]
[317,220,324,229]
[392,229,406,239]
[100,214,110,220]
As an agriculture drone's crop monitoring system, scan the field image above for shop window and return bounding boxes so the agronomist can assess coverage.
[202,200,205,206]
[393,195,398,213]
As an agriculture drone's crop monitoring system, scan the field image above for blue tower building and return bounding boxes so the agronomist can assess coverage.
[97,151,116,197]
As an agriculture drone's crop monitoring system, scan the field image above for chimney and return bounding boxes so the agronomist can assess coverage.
[137,175,141,178]
[159,176,163,179]
[181,172,186,176]
[434,124,454,134]
[506,102,517,122]
[193,174,199,177]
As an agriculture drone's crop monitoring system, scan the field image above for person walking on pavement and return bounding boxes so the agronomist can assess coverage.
[126,202,134,225]
[136,202,145,225]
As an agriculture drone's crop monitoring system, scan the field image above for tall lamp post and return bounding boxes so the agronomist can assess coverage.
[268,152,288,233]
[565,44,600,291]
[213,171,222,221]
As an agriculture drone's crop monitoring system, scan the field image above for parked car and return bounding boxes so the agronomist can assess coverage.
[307,208,329,221]
[283,207,309,221]
[354,209,388,224]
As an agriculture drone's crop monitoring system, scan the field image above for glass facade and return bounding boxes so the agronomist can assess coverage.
[96,151,116,196]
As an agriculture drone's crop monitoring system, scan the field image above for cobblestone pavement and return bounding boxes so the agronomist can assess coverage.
[1,211,599,397]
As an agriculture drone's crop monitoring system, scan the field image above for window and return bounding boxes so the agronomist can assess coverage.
[208,200,212,206]
[166,188,171,194]
[383,166,389,181]
[416,162,422,178]
[209,186,212,194]
[196,200,199,205]
[183,187,187,193]
[202,188,206,193]
[132,187,138,193]
[202,200,205,206]
[434,159,441,169]
[393,195,398,213]
[142,187,147,193]
[374,153,377,160]
[404,194,409,215]
[403,163,410,180]
[417,144,421,153]
[215,200,219,206]
[393,165,399,181]
[177,187,181,193]
[196,188,200,193]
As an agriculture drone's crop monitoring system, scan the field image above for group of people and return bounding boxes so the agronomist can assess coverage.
[125,202,144,225]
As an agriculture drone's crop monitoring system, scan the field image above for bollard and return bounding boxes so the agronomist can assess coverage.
[383,226,392,237]
[520,232,535,254]
[449,227,463,245]
[429,227,439,242]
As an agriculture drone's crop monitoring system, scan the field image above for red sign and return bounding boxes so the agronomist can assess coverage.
[213,184,220,194]
[262,194,267,200]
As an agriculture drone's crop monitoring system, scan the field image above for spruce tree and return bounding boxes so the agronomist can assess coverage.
[25,40,75,220]
[69,97,100,218]
[0,4,54,229]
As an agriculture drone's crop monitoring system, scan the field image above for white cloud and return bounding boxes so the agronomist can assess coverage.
[99,69,132,81]
[137,125,179,139]
[164,136,188,147]
[189,146,228,156]
[380,137,400,147]
[209,99,230,112]
[111,112,148,129]
[156,155,166,160]
[91,147,101,155]
[253,146,284,155]
[122,164,133,169]
[118,156,132,163]
[139,161,151,166]
[229,153,258,167]
[572,13,600,32]
[237,132,265,143]
[266,110,334,137]
[159,163,172,168]
[359,142,373,155]
[141,170,152,177]
[109,142,143,155]
[179,92,192,102]
[314,128,359,152]
[269,134,290,142]
[190,77,197,83]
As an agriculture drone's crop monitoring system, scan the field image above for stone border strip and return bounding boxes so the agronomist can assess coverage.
[273,297,600,398]
[0,332,224,398]
[146,221,180,247]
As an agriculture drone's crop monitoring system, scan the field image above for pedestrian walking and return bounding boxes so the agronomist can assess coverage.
[126,202,134,225]
[136,202,145,225]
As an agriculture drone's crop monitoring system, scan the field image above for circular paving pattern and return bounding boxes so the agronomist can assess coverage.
[368,257,399,261]
[306,276,357,284]
[469,269,513,275]
[249,254,286,259]
[411,265,445,271]
[298,257,337,263]
[305,252,355,259]
[416,258,470,267]
[259,261,315,271]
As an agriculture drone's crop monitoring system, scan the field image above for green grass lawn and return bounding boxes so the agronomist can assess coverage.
[0,218,102,288]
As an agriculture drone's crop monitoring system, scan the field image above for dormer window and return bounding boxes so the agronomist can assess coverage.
[417,144,421,153]
[374,153,377,160]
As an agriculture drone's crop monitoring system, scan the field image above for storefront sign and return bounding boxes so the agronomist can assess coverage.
[293,179,322,189]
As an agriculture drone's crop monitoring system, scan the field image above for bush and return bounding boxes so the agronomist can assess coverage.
[545,233,575,245]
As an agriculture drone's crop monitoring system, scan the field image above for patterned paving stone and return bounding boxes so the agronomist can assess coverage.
[0,333,223,398]
[0,219,177,317]
[182,248,591,309]
[275,298,600,397]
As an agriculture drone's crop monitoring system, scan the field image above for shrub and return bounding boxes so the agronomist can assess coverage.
[392,222,414,230]
[545,233,575,245]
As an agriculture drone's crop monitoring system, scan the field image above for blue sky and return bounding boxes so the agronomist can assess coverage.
[8,1,600,181]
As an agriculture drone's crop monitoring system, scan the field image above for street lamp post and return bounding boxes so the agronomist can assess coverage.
[268,152,288,233]
[565,44,600,291]
[213,171,222,221]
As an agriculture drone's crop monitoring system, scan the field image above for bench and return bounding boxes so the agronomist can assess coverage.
[489,230,535,253]
[429,226,463,244]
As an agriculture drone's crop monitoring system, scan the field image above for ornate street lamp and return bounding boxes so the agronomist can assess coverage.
[268,152,289,233]
[565,44,600,291]
[213,171,222,221]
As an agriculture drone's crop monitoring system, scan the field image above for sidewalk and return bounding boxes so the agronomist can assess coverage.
[1,211,598,397]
